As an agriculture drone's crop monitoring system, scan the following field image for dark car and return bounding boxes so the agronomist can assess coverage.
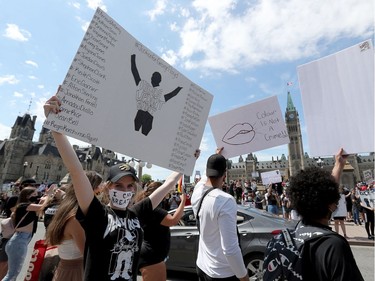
[166,205,297,280]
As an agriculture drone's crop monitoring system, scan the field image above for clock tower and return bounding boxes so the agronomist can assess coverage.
[285,91,305,176]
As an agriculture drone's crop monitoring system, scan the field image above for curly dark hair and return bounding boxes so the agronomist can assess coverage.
[289,167,339,222]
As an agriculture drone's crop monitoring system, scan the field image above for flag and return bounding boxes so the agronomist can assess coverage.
[177,175,184,193]
[287,82,293,86]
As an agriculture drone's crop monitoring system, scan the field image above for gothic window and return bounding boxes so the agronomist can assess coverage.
[45,160,51,169]
[22,128,29,139]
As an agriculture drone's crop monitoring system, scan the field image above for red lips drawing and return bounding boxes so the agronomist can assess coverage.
[222,123,256,145]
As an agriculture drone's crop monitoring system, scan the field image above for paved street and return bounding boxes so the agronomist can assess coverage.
[2,220,372,281]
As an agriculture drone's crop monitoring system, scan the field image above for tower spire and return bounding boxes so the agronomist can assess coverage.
[286,91,295,111]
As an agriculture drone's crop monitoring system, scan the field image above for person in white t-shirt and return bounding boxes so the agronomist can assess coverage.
[191,148,249,281]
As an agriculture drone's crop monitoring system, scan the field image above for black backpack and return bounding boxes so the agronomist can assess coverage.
[263,222,334,281]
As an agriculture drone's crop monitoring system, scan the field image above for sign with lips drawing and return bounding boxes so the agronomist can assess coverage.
[208,96,289,159]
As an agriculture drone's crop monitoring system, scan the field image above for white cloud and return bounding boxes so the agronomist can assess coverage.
[75,16,90,32]
[13,91,23,98]
[179,7,190,18]
[161,49,178,65]
[25,60,38,68]
[147,0,168,21]
[86,0,107,12]
[0,123,11,140]
[33,97,48,125]
[70,2,81,9]
[168,0,373,73]
[3,24,31,42]
[0,75,19,85]
[245,76,257,84]
[247,94,256,100]
[170,22,179,32]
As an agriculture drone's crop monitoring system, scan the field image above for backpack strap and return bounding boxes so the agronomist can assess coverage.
[196,187,215,232]
[282,228,294,248]
[14,211,30,230]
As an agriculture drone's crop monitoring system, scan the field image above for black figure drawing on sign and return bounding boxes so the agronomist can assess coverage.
[131,54,183,136]
[222,122,256,145]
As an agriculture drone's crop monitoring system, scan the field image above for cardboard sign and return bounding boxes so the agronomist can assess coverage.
[261,170,282,185]
[298,40,374,156]
[208,96,289,159]
[43,8,213,175]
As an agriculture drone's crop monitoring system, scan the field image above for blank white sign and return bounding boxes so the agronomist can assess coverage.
[298,40,374,156]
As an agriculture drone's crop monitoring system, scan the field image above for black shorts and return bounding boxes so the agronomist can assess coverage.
[333,216,346,220]
[197,266,239,281]
[0,238,9,261]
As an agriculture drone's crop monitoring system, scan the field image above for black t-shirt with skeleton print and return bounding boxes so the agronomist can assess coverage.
[76,196,153,281]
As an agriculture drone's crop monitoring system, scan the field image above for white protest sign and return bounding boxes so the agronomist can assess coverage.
[363,169,373,184]
[260,170,282,185]
[297,40,374,157]
[359,190,375,209]
[43,8,213,176]
[208,96,289,159]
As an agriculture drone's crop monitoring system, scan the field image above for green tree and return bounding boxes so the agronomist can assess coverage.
[141,174,152,183]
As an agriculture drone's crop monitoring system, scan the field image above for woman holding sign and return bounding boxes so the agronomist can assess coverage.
[43,92,199,281]
[134,182,186,281]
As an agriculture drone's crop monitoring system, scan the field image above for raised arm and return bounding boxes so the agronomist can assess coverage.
[44,95,94,215]
[161,190,186,226]
[149,149,200,209]
[331,148,348,184]
[148,172,182,209]
[131,54,141,86]
[164,86,182,102]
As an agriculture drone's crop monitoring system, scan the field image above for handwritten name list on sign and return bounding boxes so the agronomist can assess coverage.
[44,9,119,144]
[43,8,213,175]
[208,96,289,159]
[169,84,208,172]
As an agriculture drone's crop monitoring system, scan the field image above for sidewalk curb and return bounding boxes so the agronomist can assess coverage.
[347,240,374,247]
[341,221,375,247]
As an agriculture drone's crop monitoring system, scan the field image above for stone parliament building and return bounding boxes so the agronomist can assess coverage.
[0,92,373,190]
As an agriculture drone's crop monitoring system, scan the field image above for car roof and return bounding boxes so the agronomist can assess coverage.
[179,205,297,228]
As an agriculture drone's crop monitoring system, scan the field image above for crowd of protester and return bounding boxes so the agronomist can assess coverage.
[0,167,373,280]
[199,176,374,241]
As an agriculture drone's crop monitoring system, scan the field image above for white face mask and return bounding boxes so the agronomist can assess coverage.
[109,189,134,210]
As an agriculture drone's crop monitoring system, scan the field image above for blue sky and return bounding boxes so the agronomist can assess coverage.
[0,0,373,181]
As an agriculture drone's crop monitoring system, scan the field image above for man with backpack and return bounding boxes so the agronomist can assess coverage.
[263,148,364,281]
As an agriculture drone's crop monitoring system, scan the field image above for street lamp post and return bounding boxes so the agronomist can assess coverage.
[316,157,324,168]
[128,158,152,181]
[35,166,39,181]
[23,161,28,178]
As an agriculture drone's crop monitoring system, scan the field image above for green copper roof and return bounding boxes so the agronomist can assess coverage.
[286,91,296,111]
